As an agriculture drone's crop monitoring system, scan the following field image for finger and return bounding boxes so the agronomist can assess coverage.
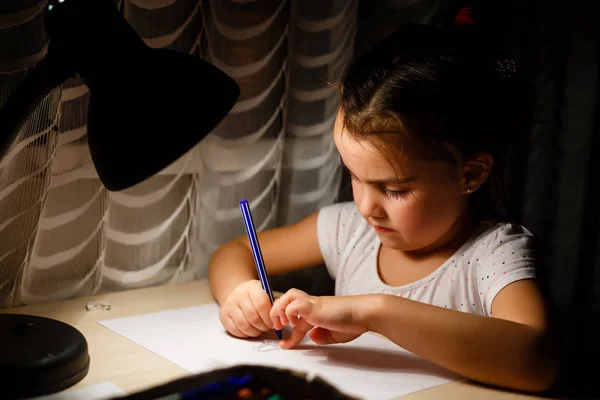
[271,289,310,328]
[287,288,310,301]
[285,300,301,328]
[270,295,294,327]
[277,306,289,327]
[223,316,245,338]
[268,298,283,329]
[270,311,284,331]
[309,327,336,345]
[248,286,274,330]
[219,308,245,337]
[231,307,263,337]
[280,319,313,349]
[285,299,313,328]
[237,294,270,332]
[309,328,358,345]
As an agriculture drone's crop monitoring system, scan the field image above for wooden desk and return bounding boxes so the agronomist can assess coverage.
[2,280,545,399]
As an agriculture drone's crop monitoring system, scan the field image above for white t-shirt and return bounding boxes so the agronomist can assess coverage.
[316,201,537,316]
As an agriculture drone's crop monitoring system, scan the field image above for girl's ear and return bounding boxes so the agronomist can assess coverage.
[461,153,493,194]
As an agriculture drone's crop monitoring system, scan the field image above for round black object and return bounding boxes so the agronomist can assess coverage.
[0,314,90,399]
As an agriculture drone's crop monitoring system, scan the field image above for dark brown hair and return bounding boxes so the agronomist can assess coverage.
[338,21,531,219]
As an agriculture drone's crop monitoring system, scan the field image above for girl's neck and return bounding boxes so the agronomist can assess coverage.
[404,211,479,260]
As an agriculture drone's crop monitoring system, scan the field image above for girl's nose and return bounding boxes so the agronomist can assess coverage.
[357,186,384,219]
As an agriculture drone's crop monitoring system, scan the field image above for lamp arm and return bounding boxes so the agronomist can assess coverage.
[0,50,73,160]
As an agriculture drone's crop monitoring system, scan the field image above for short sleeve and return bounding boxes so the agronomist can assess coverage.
[316,202,359,279]
[477,224,537,316]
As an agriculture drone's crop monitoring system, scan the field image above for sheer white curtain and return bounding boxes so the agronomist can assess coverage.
[0,0,359,307]
[0,0,444,308]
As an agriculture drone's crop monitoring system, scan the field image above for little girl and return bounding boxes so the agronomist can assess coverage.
[208,15,559,393]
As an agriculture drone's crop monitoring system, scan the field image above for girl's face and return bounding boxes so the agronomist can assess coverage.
[334,111,470,253]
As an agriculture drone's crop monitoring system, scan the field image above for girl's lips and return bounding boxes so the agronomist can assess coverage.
[373,225,394,233]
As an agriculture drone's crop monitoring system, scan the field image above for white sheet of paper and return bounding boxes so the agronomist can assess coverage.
[26,382,126,400]
[98,304,461,400]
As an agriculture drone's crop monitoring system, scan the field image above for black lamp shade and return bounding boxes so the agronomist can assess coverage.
[0,0,240,191]
[86,47,239,191]
[45,0,240,191]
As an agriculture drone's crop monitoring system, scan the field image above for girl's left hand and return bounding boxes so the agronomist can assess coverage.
[269,288,372,349]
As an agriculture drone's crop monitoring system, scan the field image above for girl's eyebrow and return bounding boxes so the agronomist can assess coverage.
[340,160,416,185]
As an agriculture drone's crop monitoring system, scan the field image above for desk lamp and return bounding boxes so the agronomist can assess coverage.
[0,0,239,397]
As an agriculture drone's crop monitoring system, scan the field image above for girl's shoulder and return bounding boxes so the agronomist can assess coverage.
[466,220,538,262]
[477,220,536,242]
[462,221,538,314]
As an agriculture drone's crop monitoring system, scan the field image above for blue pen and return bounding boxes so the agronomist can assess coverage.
[239,199,283,340]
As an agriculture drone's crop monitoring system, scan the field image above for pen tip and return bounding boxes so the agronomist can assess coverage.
[276,330,283,340]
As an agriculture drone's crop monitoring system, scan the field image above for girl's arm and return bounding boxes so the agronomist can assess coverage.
[367,279,559,392]
[271,279,559,393]
[208,211,324,304]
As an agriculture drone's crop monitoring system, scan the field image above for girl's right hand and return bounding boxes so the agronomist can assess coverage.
[218,279,275,338]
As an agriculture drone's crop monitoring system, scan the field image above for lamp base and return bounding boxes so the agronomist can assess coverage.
[0,314,90,399]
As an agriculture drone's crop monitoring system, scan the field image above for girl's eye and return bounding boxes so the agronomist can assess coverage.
[381,187,408,199]
[349,173,408,199]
